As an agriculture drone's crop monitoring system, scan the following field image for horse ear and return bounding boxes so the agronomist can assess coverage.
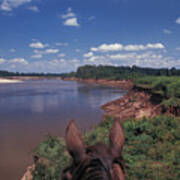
[109,119,125,158]
[65,120,86,164]
[111,164,125,180]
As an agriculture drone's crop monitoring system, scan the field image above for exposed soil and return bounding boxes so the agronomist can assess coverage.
[63,78,134,90]
[101,90,162,121]
[21,79,175,179]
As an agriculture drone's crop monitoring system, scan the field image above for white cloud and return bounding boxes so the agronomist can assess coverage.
[1,51,180,73]
[63,17,80,27]
[31,54,42,59]
[163,29,172,34]
[175,17,180,24]
[55,42,68,46]
[28,6,39,12]
[0,0,31,11]
[10,58,28,65]
[109,52,163,60]
[109,53,136,60]
[0,58,5,64]
[91,43,165,52]
[75,49,80,52]
[82,51,179,69]
[29,42,48,49]
[31,49,59,58]
[91,43,123,52]
[83,52,94,58]
[45,49,59,54]
[61,8,80,27]
[57,53,66,57]
[61,7,76,19]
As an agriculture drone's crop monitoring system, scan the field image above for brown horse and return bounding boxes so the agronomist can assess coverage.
[62,119,125,180]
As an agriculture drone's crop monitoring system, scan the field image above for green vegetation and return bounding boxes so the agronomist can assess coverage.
[2,65,180,80]
[32,136,70,180]
[135,76,180,113]
[0,70,60,77]
[60,65,180,80]
[32,115,180,180]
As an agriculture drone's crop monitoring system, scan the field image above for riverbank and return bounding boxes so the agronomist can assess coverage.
[8,76,62,80]
[21,77,180,179]
[101,90,162,121]
[63,78,163,121]
[0,78,22,83]
[63,77,134,90]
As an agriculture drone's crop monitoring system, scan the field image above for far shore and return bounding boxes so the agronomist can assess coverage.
[0,78,22,83]
[62,77,134,90]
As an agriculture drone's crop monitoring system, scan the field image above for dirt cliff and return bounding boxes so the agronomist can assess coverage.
[101,90,162,121]
[63,78,134,90]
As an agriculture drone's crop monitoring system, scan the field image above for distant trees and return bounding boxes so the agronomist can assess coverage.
[60,65,180,80]
[2,64,180,79]
[0,70,60,77]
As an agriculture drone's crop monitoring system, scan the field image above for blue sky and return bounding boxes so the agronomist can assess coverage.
[0,0,180,73]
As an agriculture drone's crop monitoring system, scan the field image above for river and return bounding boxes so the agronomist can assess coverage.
[0,79,126,180]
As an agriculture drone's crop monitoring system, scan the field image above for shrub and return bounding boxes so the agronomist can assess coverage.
[32,115,180,180]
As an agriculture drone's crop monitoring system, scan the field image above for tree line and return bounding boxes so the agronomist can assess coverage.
[60,65,180,80]
[0,70,60,77]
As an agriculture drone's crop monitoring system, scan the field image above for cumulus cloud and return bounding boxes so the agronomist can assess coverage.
[83,52,94,58]
[0,58,5,64]
[31,54,42,59]
[29,42,49,49]
[28,5,39,12]
[55,42,68,46]
[61,7,75,19]
[45,49,59,54]
[1,51,180,73]
[91,43,165,52]
[175,17,180,24]
[10,58,28,65]
[82,51,179,69]
[0,0,32,11]
[109,52,163,60]
[57,53,66,57]
[61,8,80,27]
[63,17,79,27]
[31,48,59,59]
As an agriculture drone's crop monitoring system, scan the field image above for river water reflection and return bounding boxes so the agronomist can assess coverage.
[0,80,126,180]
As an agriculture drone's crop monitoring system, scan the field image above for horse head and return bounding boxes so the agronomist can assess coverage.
[62,119,125,180]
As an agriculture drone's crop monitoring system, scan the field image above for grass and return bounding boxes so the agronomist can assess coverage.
[135,76,180,110]
[32,115,180,180]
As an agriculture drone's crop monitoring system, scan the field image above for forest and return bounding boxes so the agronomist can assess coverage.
[60,65,180,80]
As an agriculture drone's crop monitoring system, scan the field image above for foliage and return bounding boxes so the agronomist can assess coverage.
[32,136,70,180]
[162,97,180,108]
[0,70,60,77]
[60,65,180,80]
[135,76,180,110]
[32,115,180,180]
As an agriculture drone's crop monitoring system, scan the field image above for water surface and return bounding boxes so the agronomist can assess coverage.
[0,80,126,180]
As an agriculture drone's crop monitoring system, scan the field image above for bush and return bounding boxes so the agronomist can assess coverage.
[32,136,70,180]
[32,115,180,180]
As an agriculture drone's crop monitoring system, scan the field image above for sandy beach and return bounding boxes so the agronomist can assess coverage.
[0,78,22,83]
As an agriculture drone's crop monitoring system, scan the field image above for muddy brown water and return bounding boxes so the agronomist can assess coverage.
[0,80,126,180]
